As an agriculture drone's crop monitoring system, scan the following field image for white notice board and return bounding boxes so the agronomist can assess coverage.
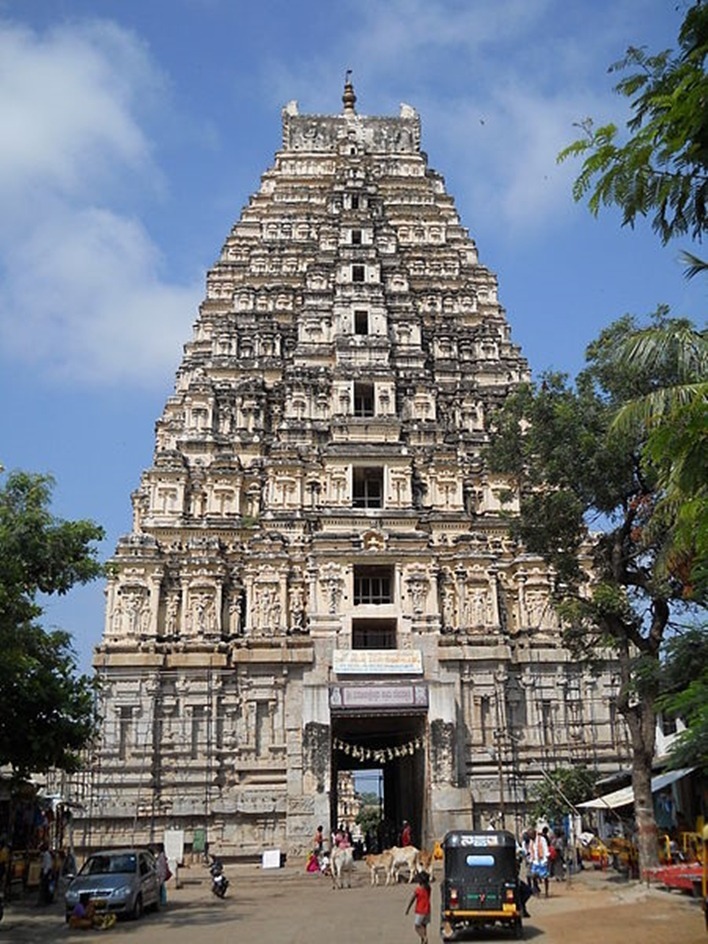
[261,848,281,869]
[163,829,184,869]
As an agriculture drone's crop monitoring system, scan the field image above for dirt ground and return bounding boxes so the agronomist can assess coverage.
[2,858,705,943]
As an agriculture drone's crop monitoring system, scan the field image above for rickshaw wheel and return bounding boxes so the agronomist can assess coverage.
[513,917,524,940]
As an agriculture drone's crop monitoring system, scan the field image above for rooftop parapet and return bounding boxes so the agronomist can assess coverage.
[281,76,421,154]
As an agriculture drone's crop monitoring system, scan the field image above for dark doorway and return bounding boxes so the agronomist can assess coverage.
[330,712,427,851]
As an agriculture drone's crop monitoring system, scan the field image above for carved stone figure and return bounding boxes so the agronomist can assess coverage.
[442,583,457,632]
[122,589,146,637]
[165,594,180,636]
[229,590,244,635]
[288,586,306,632]
[464,587,490,628]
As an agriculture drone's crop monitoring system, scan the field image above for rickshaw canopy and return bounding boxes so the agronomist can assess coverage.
[442,831,518,884]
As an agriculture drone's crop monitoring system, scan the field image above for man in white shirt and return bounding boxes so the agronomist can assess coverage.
[528,828,550,898]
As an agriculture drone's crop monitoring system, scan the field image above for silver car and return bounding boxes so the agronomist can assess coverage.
[64,848,160,921]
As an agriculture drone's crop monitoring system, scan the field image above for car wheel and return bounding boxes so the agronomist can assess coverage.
[130,893,144,920]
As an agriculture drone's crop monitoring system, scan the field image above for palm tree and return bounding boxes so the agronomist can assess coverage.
[680,252,708,282]
[611,307,707,598]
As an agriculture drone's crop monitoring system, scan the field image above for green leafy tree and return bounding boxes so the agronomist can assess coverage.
[0,469,104,775]
[612,319,708,597]
[553,2,707,871]
[558,4,708,597]
[529,766,599,826]
[656,626,708,772]
[487,313,699,875]
[356,793,382,837]
[558,1,708,243]
[559,2,708,580]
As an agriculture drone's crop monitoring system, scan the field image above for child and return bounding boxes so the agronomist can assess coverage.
[405,871,431,944]
[69,893,117,931]
[69,893,95,929]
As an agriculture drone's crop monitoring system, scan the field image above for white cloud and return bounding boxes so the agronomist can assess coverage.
[1,205,200,384]
[0,17,199,387]
[422,83,613,234]
[263,0,555,120]
[0,20,154,203]
[0,1,673,389]
[348,0,551,65]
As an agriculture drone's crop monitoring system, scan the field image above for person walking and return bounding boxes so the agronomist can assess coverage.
[515,837,532,917]
[550,829,566,881]
[528,827,550,898]
[405,870,431,944]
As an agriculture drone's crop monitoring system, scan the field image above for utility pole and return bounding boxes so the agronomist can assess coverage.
[495,731,506,829]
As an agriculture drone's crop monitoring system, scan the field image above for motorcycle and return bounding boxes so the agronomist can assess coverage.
[208,856,229,899]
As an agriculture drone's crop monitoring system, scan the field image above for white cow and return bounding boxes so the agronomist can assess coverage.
[386,845,421,884]
[331,846,354,889]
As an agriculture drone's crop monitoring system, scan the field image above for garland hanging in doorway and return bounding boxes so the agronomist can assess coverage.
[332,736,423,764]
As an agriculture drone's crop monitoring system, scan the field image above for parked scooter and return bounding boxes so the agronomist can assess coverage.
[208,855,229,898]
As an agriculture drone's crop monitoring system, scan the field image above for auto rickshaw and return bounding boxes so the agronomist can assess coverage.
[440,830,523,940]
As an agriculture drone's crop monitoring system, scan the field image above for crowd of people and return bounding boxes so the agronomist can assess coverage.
[306,821,357,874]
[32,843,76,906]
[515,824,567,916]
[305,818,416,875]
[303,814,575,941]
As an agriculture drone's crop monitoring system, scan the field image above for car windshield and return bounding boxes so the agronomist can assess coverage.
[82,854,137,875]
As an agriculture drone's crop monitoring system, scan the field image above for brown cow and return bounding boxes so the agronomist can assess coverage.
[365,851,393,886]
[417,848,435,881]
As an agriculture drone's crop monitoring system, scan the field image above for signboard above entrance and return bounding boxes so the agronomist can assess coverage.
[333,649,423,675]
[329,680,428,712]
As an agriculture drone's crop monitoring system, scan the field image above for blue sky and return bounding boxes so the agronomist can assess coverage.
[0,0,703,673]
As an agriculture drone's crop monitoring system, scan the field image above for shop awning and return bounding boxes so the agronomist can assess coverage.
[578,767,694,810]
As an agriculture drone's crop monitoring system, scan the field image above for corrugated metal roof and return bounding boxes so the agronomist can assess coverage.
[578,767,694,810]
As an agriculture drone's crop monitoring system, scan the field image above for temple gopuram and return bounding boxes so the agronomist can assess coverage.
[78,79,629,857]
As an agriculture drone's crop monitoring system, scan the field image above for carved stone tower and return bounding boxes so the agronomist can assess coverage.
[82,80,629,856]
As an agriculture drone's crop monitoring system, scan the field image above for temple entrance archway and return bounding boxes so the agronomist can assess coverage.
[330,709,427,850]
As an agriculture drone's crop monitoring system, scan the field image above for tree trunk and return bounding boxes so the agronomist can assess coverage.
[627,701,660,876]
[615,640,661,877]
[613,597,669,877]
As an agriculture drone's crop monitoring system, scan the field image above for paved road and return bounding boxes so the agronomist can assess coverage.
[2,860,705,943]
